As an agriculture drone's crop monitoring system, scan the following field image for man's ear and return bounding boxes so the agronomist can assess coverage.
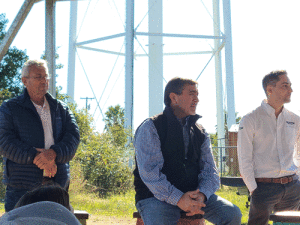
[21,77,27,87]
[266,85,273,98]
[169,93,178,105]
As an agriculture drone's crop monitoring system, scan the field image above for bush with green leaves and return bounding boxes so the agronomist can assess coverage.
[71,104,134,197]
[76,132,133,197]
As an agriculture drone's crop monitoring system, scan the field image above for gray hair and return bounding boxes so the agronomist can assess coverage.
[262,70,287,96]
[21,59,49,78]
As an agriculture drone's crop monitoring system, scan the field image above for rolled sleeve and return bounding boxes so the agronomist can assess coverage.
[197,133,220,200]
[135,119,184,205]
[237,116,257,193]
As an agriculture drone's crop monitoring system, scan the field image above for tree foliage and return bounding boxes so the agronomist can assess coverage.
[0,14,28,96]
[104,105,128,148]
[75,105,133,196]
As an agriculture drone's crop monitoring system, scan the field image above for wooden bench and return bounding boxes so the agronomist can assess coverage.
[133,211,205,225]
[74,210,89,225]
[270,211,300,224]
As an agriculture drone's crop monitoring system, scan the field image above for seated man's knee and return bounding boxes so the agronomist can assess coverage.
[227,204,242,224]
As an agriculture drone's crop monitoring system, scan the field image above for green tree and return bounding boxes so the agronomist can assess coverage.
[104,105,125,129]
[0,14,28,96]
[76,105,134,196]
[0,88,13,106]
[104,105,128,148]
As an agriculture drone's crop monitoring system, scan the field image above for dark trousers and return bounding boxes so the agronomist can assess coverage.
[4,186,29,212]
[248,179,300,225]
[4,178,70,212]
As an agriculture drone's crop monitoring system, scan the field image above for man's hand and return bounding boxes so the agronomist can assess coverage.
[33,148,56,169]
[177,190,206,216]
[44,163,57,178]
[191,192,207,204]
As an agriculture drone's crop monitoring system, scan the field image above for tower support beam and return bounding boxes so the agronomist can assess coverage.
[0,0,35,62]
[45,0,56,97]
[223,0,236,130]
[67,0,78,102]
[125,0,134,129]
[148,0,163,117]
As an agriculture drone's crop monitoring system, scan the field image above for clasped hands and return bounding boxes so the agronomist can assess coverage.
[33,148,57,178]
[177,189,206,216]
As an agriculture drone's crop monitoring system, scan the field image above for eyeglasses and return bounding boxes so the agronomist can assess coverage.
[27,76,50,81]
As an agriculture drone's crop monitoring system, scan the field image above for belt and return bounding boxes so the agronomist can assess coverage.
[255,174,296,184]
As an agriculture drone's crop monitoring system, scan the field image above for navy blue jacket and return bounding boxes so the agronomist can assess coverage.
[0,89,80,190]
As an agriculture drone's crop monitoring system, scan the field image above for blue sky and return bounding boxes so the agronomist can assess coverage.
[1,0,300,133]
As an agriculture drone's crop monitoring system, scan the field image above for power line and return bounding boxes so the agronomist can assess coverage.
[80,97,94,110]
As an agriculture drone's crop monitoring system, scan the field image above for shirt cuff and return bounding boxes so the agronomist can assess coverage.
[165,188,184,206]
[247,182,257,193]
[198,188,212,201]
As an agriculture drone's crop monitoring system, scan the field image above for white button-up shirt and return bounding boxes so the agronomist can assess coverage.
[32,98,54,149]
[237,100,300,193]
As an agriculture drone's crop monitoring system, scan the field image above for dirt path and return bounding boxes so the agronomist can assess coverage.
[88,215,136,225]
[0,212,136,225]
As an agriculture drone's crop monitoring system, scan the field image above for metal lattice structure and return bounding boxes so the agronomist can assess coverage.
[0,0,237,155]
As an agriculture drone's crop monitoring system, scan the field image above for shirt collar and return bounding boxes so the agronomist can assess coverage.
[261,99,285,117]
[164,106,201,127]
[31,97,48,110]
[177,116,190,127]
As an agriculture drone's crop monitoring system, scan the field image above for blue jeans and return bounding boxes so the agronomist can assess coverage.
[248,179,300,225]
[136,194,242,225]
[4,186,30,212]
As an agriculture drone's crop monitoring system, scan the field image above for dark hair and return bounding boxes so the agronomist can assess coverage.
[164,77,197,106]
[14,183,71,211]
[262,70,287,96]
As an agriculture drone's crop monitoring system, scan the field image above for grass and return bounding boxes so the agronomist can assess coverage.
[0,160,250,223]
[0,203,4,214]
[69,185,249,224]
[0,186,249,224]
[213,186,249,224]
[69,191,136,217]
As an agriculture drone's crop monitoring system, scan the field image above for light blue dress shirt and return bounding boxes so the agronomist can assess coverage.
[134,117,220,206]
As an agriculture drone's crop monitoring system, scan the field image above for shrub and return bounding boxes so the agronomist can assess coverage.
[76,131,134,197]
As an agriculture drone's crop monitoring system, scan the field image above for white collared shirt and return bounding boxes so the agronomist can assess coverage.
[32,97,54,149]
[237,100,300,193]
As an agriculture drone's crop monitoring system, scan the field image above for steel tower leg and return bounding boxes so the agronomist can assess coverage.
[213,0,225,171]
[125,0,134,129]
[0,0,35,62]
[223,0,236,130]
[67,0,78,102]
[149,0,163,117]
[45,0,56,98]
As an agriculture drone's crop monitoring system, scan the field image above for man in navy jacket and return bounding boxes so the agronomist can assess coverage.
[0,59,80,212]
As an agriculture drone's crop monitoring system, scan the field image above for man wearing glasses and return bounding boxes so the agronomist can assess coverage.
[0,59,80,212]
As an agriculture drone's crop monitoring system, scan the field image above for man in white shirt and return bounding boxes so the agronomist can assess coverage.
[237,70,300,225]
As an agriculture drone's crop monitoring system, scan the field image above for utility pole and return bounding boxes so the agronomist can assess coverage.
[80,97,94,110]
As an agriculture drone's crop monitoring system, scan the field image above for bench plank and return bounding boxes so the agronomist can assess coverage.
[133,211,205,225]
[74,210,89,225]
[270,211,300,223]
